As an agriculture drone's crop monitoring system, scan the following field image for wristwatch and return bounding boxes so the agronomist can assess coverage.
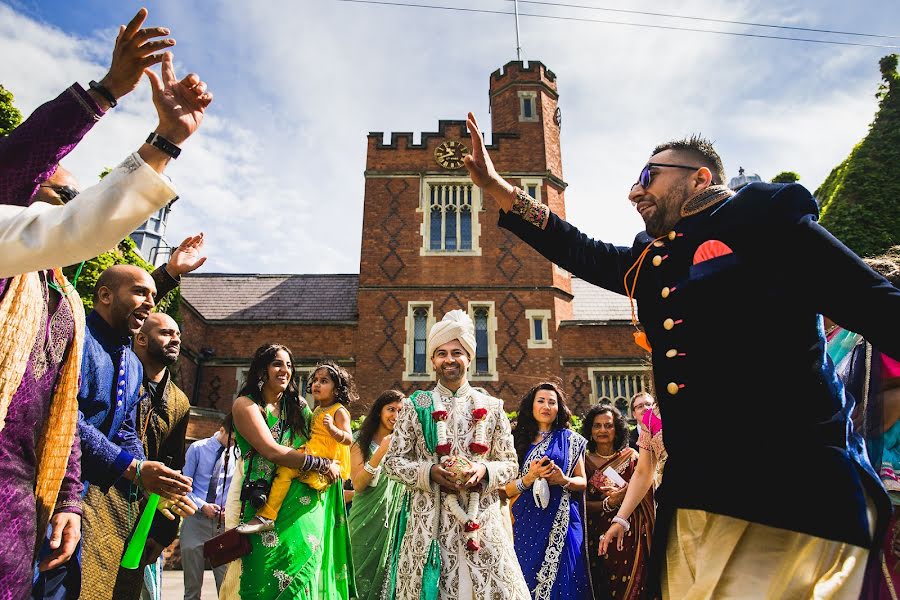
[146,132,182,159]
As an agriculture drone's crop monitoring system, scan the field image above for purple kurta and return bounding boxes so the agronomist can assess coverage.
[0,82,104,207]
[0,276,81,598]
[0,82,102,598]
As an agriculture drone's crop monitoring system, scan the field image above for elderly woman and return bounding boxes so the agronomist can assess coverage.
[584,404,655,600]
[222,344,352,599]
[505,381,591,599]
[348,389,406,600]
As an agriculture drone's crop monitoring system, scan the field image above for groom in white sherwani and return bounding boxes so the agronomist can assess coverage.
[384,309,530,600]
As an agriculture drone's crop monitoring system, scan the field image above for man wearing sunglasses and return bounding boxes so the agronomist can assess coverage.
[463,111,900,599]
[0,7,212,279]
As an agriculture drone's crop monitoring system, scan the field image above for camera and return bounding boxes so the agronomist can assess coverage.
[240,478,271,509]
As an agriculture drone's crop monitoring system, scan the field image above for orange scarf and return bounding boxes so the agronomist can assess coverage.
[0,270,85,539]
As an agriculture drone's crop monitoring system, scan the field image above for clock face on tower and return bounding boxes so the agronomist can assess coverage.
[434,140,469,170]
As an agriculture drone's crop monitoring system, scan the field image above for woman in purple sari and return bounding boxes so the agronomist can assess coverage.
[503,381,591,599]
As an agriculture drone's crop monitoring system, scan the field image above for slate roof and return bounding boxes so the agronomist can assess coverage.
[569,277,634,321]
[180,273,627,323]
[180,274,359,322]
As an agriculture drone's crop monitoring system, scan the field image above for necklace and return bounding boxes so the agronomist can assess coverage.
[538,430,551,439]
[593,449,617,459]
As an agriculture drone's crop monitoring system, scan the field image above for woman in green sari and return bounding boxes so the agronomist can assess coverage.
[348,389,405,600]
[224,344,355,599]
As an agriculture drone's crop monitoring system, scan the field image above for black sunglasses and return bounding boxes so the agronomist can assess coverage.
[635,162,703,190]
[39,184,80,204]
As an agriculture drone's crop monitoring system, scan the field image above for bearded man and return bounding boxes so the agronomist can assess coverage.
[80,312,191,600]
[33,266,196,599]
[383,309,530,600]
[463,111,900,599]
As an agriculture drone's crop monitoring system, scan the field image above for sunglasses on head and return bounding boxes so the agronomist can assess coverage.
[39,184,80,204]
[635,162,703,190]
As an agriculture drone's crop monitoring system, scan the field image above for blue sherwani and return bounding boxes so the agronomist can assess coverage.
[500,182,900,591]
[33,268,179,599]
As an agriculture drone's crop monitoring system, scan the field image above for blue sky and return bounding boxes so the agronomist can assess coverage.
[2,0,897,273]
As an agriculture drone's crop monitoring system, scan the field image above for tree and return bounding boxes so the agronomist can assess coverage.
[816,54,900,258]
[0,84,23,137]
[63,235,179,316]
[771,171,800,184]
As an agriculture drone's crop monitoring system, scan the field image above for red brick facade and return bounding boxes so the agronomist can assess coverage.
[176,61,649,419]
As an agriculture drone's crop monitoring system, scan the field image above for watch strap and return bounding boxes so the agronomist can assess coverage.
[146,132,182,159]
[88,80,117,108]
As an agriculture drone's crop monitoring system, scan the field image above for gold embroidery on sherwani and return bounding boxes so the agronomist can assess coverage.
[384,385,531,599]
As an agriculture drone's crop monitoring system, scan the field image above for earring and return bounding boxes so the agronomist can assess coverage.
[257,379,264,391]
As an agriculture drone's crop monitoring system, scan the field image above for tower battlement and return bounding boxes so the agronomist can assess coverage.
[490,60,558,95]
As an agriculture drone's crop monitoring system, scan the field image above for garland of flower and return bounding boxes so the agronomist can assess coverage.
[431,394,490,552]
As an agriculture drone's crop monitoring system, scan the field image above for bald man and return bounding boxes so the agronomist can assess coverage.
[81,313,191,600]
[33,266,195,599]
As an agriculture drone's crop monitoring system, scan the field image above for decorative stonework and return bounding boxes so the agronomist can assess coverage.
[380,180,408,281]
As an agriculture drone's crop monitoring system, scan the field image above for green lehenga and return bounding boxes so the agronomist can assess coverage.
[347,442,406,600]
[233,405,356,599]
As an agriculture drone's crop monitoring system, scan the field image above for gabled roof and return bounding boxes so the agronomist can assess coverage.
[569,277,634,322]
[180,274,359,322]
[180,273,628,323]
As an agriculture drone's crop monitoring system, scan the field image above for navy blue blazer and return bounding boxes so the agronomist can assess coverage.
[500,182,900,549]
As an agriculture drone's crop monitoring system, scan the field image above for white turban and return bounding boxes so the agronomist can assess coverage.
[428,309,476,358]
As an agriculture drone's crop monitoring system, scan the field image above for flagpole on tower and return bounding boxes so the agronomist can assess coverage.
[514,0,522,61]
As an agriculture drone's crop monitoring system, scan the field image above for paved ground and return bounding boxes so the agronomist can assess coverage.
[160,569,218,599]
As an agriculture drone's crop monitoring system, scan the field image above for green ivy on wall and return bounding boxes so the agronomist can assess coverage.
[817,55,900,258]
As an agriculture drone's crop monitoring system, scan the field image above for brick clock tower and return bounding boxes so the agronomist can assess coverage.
[355,61,574,408]
[178,59,650,434]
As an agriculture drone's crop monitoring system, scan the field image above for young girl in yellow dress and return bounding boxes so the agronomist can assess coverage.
[238,360,356,533]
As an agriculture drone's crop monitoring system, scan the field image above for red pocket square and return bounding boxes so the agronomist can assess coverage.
[693,240,733,264]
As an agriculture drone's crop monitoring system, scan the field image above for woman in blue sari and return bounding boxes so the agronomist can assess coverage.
[504,381,591,600]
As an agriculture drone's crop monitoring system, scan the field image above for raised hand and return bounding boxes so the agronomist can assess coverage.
[97,8,176,103]
[144,52,213,146]
[463,112,515,213]
[166,233,207,277]
[462,113,498,189]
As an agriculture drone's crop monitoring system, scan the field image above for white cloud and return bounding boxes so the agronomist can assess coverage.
[1,0,890,270]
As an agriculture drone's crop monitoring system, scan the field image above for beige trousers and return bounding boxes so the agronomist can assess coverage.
[663,506,874,600]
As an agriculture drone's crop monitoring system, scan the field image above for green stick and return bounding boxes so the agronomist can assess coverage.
[120,493,160,569]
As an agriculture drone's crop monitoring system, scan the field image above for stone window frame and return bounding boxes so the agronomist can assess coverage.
[518,90,539,122]
[519,178,543,205]
[468,301,498,382]
[586,365,653,419]
[235,365,315,401]
[402,301,437,382]
[525,309,553,349]
[418,177,483,257]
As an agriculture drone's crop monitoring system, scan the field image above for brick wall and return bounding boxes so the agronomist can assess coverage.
[177,60,646,422]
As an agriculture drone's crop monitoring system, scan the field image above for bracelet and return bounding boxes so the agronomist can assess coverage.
[134,460,145,489]
[601,496,612,512]
[363,461,380,476]
[612,515,631,533]
[89,80,117,108]
[146,132,182,159]
[511,186,549,228]
[307,456,320,473]
[317,457,332,475]
[515,478,528,494]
